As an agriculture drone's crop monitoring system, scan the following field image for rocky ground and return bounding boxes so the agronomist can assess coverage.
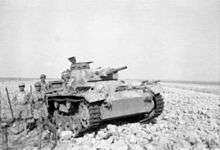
[1,81,220,150]
[53,84,220,150]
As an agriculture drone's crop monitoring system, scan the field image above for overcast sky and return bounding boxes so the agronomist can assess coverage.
[0,0,219,81]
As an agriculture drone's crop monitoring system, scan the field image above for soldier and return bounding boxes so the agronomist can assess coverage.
[12,82,31,134]
[30,82,49,147]
[30,82,48,122]
[40,74,49,92]
[61,69,70,83]
[61,69,71,90]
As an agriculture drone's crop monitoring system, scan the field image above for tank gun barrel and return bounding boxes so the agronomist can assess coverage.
[106,66,127,75]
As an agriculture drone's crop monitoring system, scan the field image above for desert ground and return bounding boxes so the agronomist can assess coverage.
[0,79,220,150]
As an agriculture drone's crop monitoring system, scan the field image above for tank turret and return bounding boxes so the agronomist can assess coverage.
[92,66,127,81]
[64,57,127,83]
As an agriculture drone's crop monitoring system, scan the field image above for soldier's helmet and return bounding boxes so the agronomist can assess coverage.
[18,82,25,87]
[40,74,46,79]
[34,82,41,87]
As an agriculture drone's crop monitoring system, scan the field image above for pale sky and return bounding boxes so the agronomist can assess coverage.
[0,0,219,81]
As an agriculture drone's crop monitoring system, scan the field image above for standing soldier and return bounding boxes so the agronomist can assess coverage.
[40,74,49,92]
[30,82,48,123]
[30,82,49,148]
[12,82,30,134]
[61,69,71,89]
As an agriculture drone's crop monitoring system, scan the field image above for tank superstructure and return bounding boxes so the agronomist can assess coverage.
[46,57,164,137]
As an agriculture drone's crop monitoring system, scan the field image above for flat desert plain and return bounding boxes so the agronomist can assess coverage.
[0,79,220,150]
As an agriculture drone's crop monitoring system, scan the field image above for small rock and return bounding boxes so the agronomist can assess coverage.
[128,134,137,144]
[31,147,38,150]
[118,127,126,133]
[95,140,111,150]
[86,132,95,138]
[129,144,144,150]
[107,124,117,133]
[59,131,73,141]
[194,142,207,150]
[96,130,109,140]
[110,140,128,150]
[144,144,156,150]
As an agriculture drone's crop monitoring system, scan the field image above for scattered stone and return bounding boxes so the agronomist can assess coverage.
[107,124,117,134]
[129,144,144,150]
[59,131,73,141]
[110,140,128,150]
[128,134,137,144]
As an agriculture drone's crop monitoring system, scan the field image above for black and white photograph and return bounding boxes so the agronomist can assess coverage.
[0,0,219,149]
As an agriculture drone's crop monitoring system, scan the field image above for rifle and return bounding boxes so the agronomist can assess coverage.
[5,88,14,121]
[29,85,34,118]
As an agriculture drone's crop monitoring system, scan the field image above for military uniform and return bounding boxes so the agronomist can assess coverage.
[11,83,32,134]
[13,90,30,119]
[40,74,49,92]
[30,90,48,119]
[40,81,49,92]
[30,82,50,147]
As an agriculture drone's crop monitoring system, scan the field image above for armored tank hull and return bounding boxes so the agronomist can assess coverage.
[46,80,164,136]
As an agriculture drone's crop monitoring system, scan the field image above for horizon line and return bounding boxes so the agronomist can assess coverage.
[0,77,219,85]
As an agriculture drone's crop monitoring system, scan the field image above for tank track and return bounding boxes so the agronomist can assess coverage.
[78,102,101,135]
[88,103,101,126]
[140,93,164,123]
[152,93,164,118]
[51,100,102,138]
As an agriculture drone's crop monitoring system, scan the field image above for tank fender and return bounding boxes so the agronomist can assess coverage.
[82,92,107,103]
[143,92,154,102]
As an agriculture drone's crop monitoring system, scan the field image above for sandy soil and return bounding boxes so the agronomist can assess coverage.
[0,81,220,150]
[161,82,220,95]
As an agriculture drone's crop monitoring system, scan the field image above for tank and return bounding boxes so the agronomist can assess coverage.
[46,57,164,136]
